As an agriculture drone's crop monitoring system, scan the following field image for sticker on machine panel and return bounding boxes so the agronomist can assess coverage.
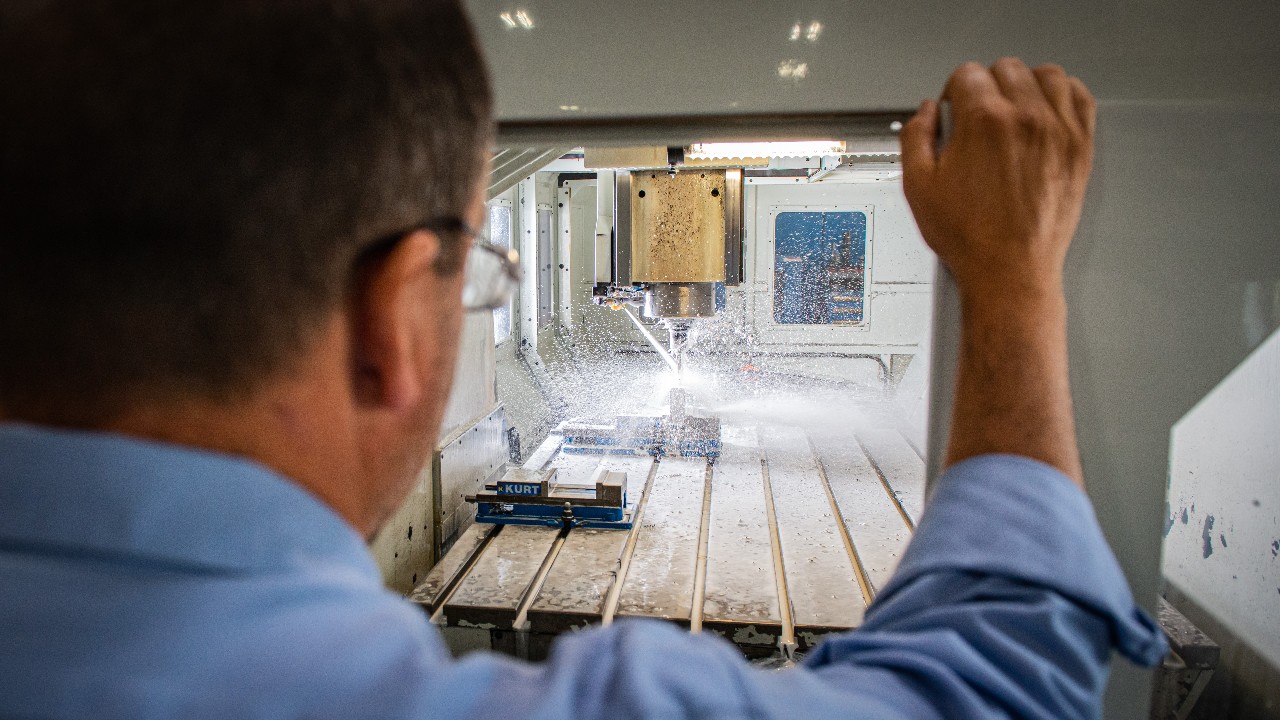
[496,481,543,496]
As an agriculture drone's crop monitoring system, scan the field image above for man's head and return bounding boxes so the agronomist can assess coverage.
[0,0,493,533]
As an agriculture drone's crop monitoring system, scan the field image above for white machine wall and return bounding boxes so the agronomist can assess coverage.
[732,179,932,390]
[1162,326,1280,711]
[495,178,558,460]
[566,180,595,326]
[745,180,931,354]
[439,312,500,435]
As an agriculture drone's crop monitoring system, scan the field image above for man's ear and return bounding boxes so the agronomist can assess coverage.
[349,229,443,413]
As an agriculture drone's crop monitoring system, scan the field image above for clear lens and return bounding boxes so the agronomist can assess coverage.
[461,242,520,311]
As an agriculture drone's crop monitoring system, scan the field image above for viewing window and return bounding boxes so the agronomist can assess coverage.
[773,211,867,324]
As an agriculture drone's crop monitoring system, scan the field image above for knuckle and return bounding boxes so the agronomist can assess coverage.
[947,61,987,94]
[904,111,926,134]
[972,97,1009,124]
[976,111,1016,138]
[1066,123,1089,147]
[1071,77,1097,104]
[902,118,930,152]
[1014,107,1045,134]
[1034,63,1066,79]
[1064,132,1087,159]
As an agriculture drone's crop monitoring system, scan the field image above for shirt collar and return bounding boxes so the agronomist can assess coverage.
[0,423,380,581]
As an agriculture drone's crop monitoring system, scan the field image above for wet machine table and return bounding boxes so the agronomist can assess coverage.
[408,421,925,660]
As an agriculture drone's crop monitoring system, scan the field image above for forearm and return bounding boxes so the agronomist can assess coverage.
[947,281,1083,486]
[900,60,1096,485]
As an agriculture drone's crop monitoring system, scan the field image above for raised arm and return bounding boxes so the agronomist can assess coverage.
[438,60,1167,720]
[901,58,1094,486]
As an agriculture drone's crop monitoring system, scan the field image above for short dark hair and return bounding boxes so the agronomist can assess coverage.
[0,0,492,424]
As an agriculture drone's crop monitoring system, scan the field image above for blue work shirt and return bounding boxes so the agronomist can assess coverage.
[0,424,1166,719]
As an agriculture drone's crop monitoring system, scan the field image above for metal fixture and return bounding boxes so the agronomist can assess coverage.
[467,466,632,530]
[561,414,721,459]
[642,282,716,320]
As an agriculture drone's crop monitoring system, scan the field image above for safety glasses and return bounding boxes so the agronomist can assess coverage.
[359,218,520,312]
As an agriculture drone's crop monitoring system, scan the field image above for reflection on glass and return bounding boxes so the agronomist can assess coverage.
[498,9,534,30]
[788,21,823,43]
[777,59,809,80]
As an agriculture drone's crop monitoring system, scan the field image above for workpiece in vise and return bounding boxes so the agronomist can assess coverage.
[466,466,633,530]
[560,409,721,460]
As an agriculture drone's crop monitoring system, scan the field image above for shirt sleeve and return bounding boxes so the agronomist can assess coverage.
[449,454,1168,720]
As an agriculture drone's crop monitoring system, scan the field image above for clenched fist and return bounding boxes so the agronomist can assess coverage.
[902,58,1096,305]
